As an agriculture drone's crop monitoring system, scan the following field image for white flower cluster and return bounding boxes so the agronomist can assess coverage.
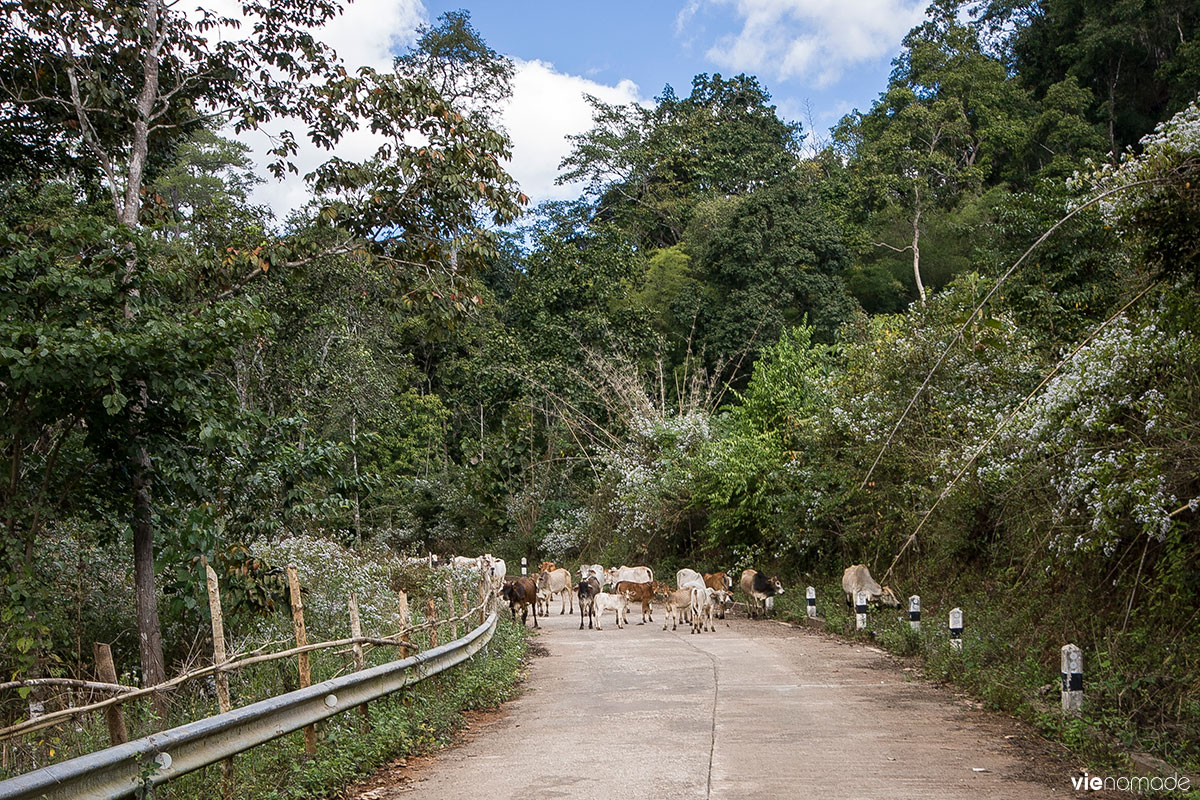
[541,507,590,557]
[981,307,1193,551]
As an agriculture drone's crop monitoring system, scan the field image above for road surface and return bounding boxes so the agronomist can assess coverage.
[350,605,1103,799]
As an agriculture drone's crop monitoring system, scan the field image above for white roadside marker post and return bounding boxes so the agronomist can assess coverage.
[949,607,963,650]
[855,590,868,631]
[521,557,527,576]
[1061,644,1083,713]
[908,595,921,631]
[806,586,817,619]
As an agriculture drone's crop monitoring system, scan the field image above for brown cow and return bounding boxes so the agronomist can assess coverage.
[501,577,539,627]
[616,580,655,624]
[538,560,556,573]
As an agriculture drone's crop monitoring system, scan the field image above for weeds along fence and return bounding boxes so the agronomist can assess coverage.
[0,560,502,799]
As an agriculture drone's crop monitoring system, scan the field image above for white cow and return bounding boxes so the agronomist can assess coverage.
[841,564,900,608]
[591,592,629,630]
[676,568,705,590]
[578,563,607,588]
[481,555,506,591]
[536,568,575,615]
[605,565,654,585]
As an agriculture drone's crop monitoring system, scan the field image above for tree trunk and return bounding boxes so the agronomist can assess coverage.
[131,435,168,718]
[911,184,926,305]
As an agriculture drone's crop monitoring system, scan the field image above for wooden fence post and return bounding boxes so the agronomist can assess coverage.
[425,598,439,649]
[204,560,235,795]
[397,591,412,658]
[478,574,490,624]
[92,643,127,746]
[446,577,459,641]
[287,565,317,755]
[348,593,369,723]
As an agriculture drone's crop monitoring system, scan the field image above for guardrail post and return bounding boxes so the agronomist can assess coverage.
[478,574,490,624]
[1061,644,1083,713]
[287,565,317,755]
[855,591,868,630]
[446,576,459,641]
[806,586,817,618]
[92,643,127,746]
[425,598,439,649]
[348,593,369,723]
[397,591,412,658]
[204,560,234,794]
[908,595,921,631]
[949,607,963,650]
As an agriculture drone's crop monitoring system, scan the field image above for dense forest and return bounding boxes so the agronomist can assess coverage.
[2,0,1199,778]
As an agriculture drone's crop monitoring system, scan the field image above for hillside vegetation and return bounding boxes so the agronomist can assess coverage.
[1,0,1198,781]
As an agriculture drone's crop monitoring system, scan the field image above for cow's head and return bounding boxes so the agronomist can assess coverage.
[539,560,556,573]
[604,566,619,584]
[769,576,785,595]
[878,585,901,608]
[500,581,516,603]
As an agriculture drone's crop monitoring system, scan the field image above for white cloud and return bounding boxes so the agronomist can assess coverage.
[226,0,426,221]
[500,60,644,206]
[700,0,927,88]
[224,6,644,218]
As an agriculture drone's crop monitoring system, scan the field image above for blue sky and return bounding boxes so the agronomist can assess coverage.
[423,0,922,131]
[244,0,931,216]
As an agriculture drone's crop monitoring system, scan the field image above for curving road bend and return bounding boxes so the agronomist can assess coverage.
[352,607,1106,799]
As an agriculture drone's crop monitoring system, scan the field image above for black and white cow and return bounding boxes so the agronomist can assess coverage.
[577,576,602,630]
[739,569,784,619]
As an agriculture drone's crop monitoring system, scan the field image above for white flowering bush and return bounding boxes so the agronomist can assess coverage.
[1070,99,1200,279]
[982,296,1200,555]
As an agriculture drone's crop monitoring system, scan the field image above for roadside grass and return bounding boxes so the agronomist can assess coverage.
[159,615,529,800]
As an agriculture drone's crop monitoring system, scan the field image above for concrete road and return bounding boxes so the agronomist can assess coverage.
[353,606,1095,799]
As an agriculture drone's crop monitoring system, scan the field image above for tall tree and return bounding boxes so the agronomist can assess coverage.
[0,0,524,694]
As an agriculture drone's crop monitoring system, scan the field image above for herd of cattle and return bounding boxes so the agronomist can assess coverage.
[447,559,901,634]
[489,563,782,634]
[422,551,901,634]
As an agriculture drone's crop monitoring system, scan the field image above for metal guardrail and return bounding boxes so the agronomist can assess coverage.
[0,612,499,800]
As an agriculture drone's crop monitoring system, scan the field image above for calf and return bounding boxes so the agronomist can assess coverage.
[591,592,629,630]
[616,580,655,624]
[690,586,718,633]
[536,567,575,615]
[577,576,601,630]
[662,587,695,631]
[500,577,539,628]
[704,572,734,619]
[739,569,784,619]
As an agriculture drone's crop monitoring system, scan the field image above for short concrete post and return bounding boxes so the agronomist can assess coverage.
[855,591,868,630]
[806,586,817,619]
[430,553,439,568]
[949,607,963,650]
[1061,644,1083,713]
[908,595,921,631]
[521,557,527,577]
